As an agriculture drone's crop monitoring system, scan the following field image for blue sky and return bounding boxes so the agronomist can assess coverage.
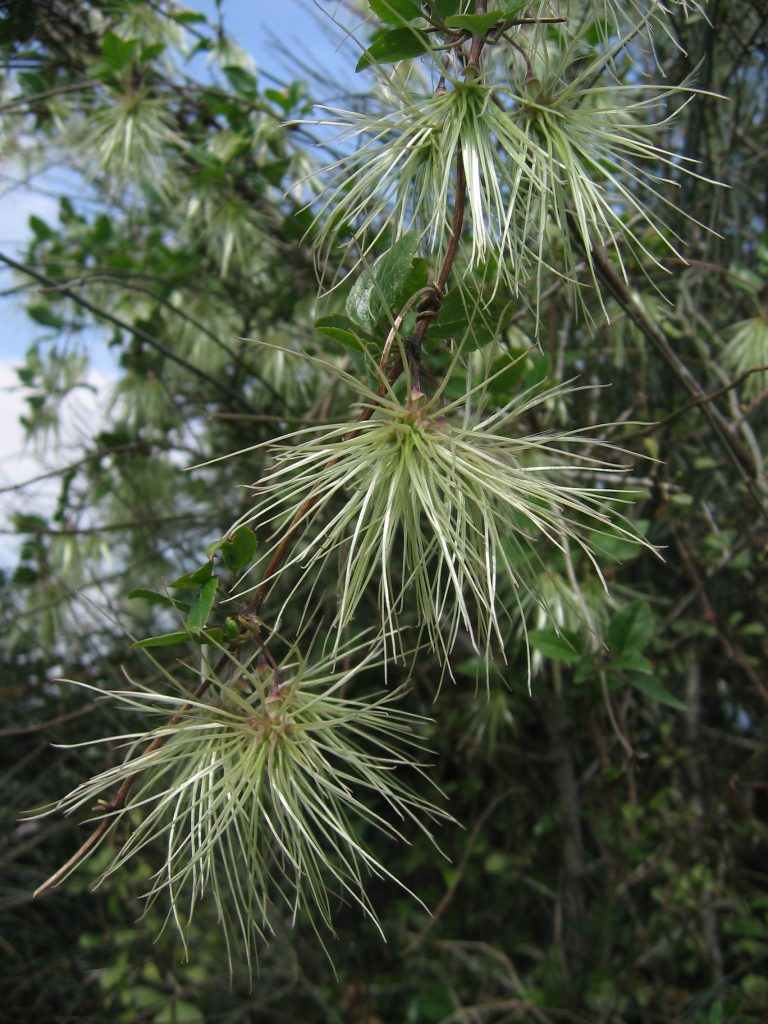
[189,0,357,83]
[0,0,362,550]
[0,0,357,358]
[0,0,364,365]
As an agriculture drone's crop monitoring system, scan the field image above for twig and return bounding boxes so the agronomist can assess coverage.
[0,252,259,414]
[38,271,286,403]
[0,442,148,495]
[578,237,768,520]
[0,79,96,114]
[0,704,98,738]
[246,145,469,621]
[33,670,217,898]
[404,786,518,953]
[3,513,209,537]
[622,363,768,444]
[599,669,634,760]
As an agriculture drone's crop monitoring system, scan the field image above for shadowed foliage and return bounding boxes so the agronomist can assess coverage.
[1,1,767,1021]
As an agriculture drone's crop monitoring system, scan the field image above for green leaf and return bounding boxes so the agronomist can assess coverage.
[141,963,163,985]
[129,986,165,1010]
[171,10,207,23]
[127,588,175,608]
[488,352,527,398]
[265,87,287,109]
[369,0,423,24]
[431,287,514,350]
[400,256,429,302]
[17,70,47,95]
[13,513,47,533]
[28,215,54,240]
[630,675,687,711]
[372,235,427,318]
[484,851,509,874]
[282,205,314,243]
[740,621,766,637]
[185,577,218,633]
[356,27,430,71]
[583,17,613,47]
[27,304,64,329]
[413,985,454,1022]
[345,234,425,331]
[346,271,377,332]
[169,562,213,590]
[134,631,190,650]
[101,32,138,71]
[503,0,528,15]
[611,652,654,674]
[140,42,165,64]
[445,11,500,33]
[528,628,582,665]
[221,525,257,572]
[222,65,257,95]
[12,566,38,585]
[127,588,191,614]
[154,1001,205,1024]
[262,157,289,186]
[608,601,655,656]
[315,314,371,352]
[223,617,240,641]
[587,531,645,563]
[430,0,462,17]
[99,962,128,989]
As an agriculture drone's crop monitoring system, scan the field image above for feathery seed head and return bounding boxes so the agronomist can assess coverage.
[34,642,448,968]
[308,57,717,314]
[234,377,654,673]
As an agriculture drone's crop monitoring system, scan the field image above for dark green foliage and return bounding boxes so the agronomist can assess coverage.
[1,1,767,1021]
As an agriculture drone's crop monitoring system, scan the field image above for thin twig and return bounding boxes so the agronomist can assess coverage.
[246,147,469,621]
[626,363,768,440]
[3,513,209,537]
[404,786,518,953]
[33,670,217,898]
[0,704,98,738]
[0,252,260,414]
[0,79,96,114]
[0,442,148,495]
[577,236,768,521]
[599,669,634,760]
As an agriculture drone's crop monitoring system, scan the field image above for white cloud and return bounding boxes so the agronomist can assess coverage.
[0,158,81,370]
[0,176,60,248]
[0,361,38,491]
[0,359,114,566]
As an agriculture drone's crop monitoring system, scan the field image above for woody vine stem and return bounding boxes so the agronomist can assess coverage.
[33,1,483,903]
[30,0,726,963]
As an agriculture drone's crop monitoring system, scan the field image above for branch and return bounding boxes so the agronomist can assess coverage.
[246,152,469,621]
[0,441,154,495]
[4,513,211,537]
[404,785,518,953]
[0,252,259,415]
[634,364,768,437]
[33,671,216,898]
[0,79,96,114]
[37,270,286,403]
[0,704,98,738]
[578,237,768,520]
[467,0,489,69]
